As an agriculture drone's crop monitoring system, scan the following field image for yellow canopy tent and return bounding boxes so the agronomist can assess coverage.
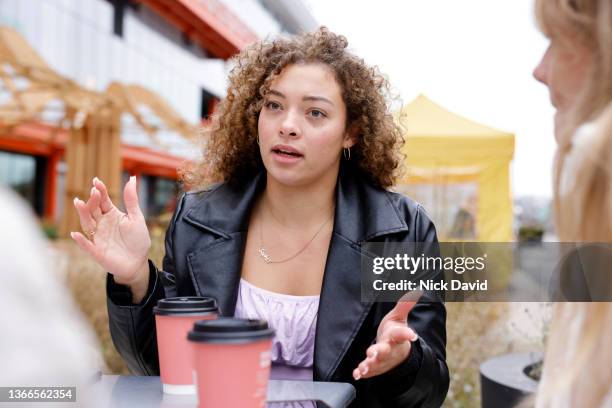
[396,95,515,242]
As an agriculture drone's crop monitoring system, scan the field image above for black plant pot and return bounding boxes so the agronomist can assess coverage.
[480,352,541,408]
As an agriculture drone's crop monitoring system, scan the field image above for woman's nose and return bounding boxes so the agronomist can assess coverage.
[280,111,301,137]
[533,46,551,86]
[533,60,547,85]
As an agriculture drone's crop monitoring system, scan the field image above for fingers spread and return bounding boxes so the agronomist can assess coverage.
[390,300,418,322]
[366,345,379,361]
[70,231,98,260]
[353,329,417,381]
[388,326,416,345]
[374,342,391,360]
[353,358,374,380]
[123,176,142,220]
[353,344,389,380]
[86,187,103,221]
[398,289,423,303]
[74,197,96,236]
[358,360,370,376]
[93,177,114,214]
[407,327,418,342]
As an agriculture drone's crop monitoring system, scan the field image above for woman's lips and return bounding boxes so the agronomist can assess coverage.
[271,144,303,156]
[271,149,303,163]
[270,144,304,164]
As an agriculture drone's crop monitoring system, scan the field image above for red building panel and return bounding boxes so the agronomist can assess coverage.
[138,0,259,59]
[0,121,188,218]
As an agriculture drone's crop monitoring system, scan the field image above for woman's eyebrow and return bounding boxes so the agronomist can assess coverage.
[268,89,286,98]
[303,95,334,106]
[268,89,334,106]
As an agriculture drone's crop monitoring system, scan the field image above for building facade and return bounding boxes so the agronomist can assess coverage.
[0,0,317,221]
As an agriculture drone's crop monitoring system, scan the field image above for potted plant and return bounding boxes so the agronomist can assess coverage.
[480,351,541,408]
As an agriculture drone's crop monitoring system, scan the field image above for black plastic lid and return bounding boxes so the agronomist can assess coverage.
[188,318,275,344]
[153,296,218,316]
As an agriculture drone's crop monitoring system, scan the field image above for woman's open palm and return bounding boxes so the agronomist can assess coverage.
[71,176,151,284]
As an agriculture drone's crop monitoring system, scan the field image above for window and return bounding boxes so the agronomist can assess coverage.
[128,172,180,219]
[181,32,192,48]
[200,88,218,121]
[106,0,140,38]
[0,150,46,215]
[147,176,179,218]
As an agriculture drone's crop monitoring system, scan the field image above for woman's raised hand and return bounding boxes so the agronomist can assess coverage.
[353,291,422,380]
[71,176,151,286]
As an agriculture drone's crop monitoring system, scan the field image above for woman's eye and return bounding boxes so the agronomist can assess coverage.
[309,109,326,118]
[265,101,281,110]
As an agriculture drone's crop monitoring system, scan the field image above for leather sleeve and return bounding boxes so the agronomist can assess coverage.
[106,194,187,375]
[371,204,450,407]
[106,261,164,375]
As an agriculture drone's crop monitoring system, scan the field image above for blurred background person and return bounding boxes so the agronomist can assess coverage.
[532,0,612,406]
[0,186,102,407]
[448,194,477,240]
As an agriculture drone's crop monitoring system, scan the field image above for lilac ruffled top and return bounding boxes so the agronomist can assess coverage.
[234,278,320,381]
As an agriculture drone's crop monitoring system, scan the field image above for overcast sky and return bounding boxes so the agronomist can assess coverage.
[304,0,555,198]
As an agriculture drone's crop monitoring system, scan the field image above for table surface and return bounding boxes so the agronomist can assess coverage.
[88,375,356,408]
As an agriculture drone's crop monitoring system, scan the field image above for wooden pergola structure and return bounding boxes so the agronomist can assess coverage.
[0,26,197,237]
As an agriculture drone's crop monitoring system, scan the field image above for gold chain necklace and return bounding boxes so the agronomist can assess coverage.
[258,204,334,264]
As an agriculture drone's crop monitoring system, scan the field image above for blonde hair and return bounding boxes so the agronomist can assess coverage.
[534,1,612,407]
[535,0,612,145]
[556,108,612,240]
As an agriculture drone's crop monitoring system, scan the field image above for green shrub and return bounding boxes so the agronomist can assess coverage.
[518,226,544,242]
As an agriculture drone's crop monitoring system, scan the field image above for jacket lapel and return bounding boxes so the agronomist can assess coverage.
[182,173,266,316]
[186,234,246,316]
[314,234,369,380]
[314,165,409,380]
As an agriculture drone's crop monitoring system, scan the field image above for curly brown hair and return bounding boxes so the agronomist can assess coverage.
[182,27,405,189]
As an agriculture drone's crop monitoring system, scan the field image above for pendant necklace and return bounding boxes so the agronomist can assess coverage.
[258,205,334,264]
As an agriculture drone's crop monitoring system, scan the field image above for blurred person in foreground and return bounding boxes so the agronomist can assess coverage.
[0,186,101,407]
[533,0,612,406]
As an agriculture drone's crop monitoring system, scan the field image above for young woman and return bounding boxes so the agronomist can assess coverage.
[72,28,449,407]
[533,0,612,406]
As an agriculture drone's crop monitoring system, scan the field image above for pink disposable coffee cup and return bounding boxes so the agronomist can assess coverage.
[154,296,218,394]
[188,318,275,408]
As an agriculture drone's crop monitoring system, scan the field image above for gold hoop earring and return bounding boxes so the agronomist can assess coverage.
[343,147,351,160]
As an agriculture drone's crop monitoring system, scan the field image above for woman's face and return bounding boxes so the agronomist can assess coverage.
[533,34,593,140]
[257,63,355,187]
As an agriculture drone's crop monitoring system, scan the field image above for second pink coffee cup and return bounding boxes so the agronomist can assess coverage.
[154,296,218,394]
[188,318,275,408]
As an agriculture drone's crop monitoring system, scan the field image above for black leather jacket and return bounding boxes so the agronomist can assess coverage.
[107,166,449,407]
